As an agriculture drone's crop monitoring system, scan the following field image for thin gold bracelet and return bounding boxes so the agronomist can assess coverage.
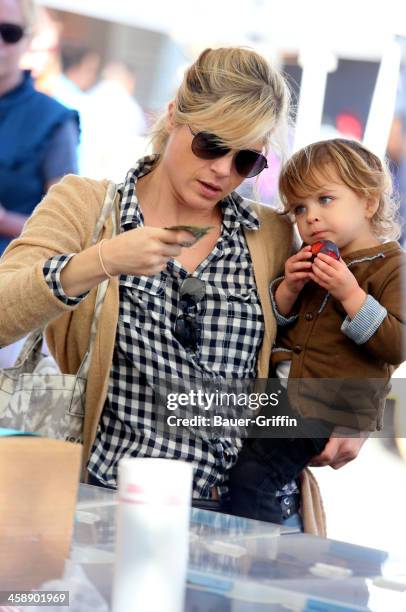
[98,239,115,279]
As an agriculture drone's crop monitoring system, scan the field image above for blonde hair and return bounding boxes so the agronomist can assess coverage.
[18,0,37,30]
[150,47,290,156]
[278,138,402,242]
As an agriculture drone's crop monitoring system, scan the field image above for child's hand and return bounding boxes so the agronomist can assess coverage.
[310,253,367,317]
[283,245,313,296]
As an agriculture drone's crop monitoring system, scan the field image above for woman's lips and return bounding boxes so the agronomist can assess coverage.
[197,180,222,197]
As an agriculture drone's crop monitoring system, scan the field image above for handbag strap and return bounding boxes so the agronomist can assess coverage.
[77,181,119,379]
[12,181,117,377]
[13,181,119,373]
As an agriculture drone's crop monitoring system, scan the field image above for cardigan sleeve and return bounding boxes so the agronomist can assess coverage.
[0,175,106,347]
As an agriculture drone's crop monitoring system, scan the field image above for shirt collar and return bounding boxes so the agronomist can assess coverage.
[118,155,159,228]
[221,192,260,234]
[118,155,261,232]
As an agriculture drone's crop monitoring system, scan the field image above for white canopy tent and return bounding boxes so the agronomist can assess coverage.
[37,0,406,56]
[37,0,406,155]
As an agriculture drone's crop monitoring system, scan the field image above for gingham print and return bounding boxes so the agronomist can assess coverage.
[44,156,271,499]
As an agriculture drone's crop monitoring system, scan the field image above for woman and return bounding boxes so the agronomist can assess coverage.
[0,46,326,534]
[0,0,79,254]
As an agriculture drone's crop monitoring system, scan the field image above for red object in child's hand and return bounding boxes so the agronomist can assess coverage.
[310,240,340,262]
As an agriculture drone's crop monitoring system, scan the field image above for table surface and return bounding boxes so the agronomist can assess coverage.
[68,483,406,612]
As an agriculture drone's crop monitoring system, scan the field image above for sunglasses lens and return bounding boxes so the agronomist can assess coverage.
[234,150,268,178]
[0,23,24,43]
[191,132,230,160]
[174,316,199,349]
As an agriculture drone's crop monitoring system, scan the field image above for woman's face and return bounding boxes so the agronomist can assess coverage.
[161,122,264,212]
[0,0,28,84]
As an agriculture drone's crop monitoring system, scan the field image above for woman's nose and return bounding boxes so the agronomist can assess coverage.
[209,153,234,176]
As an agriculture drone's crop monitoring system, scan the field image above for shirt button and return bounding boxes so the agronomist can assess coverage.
[293,344,302,354]
[305,313,313,321]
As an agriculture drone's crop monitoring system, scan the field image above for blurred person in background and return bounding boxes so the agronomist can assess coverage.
[52,43,99,111]
[82,60,148,181]
[52,43,100,174]
[0,0,79,255]
[0,0,79,368]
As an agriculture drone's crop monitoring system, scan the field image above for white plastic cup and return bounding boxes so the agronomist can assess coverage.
[112,458,193,612]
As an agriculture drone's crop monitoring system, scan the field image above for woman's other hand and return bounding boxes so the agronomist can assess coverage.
[309,428,369,469]
[102,227,196,277]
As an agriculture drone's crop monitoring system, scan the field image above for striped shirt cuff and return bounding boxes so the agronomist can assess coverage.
[341,294,387,344]
[43,254,89,306]
[269,276,299,326]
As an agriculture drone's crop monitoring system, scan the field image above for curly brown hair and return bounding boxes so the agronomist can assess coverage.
[278,138,401,241]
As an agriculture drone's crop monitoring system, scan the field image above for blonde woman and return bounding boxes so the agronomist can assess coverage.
[0,47,345,535]
[0,0,79,254]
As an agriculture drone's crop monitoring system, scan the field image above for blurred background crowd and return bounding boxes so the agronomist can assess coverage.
[2,0,406,243]
[1,0,406,553]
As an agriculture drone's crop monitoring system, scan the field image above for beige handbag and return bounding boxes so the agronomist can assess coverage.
[0,182,118,443]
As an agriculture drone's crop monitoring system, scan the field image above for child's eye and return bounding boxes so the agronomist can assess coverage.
[319,195,333,205]
[292,205,306,216]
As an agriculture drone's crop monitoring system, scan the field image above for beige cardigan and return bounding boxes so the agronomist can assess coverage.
[0,175,326,536]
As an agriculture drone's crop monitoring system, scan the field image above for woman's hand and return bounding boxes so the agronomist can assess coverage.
[310,253,367,318]
[102,227,196,277]
[60,227,196,298]
[309,429,369,469]
[274,246,312,315]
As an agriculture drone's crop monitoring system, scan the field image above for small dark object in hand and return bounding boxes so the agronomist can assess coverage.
[164,224,214,247]
[310,240,340,262]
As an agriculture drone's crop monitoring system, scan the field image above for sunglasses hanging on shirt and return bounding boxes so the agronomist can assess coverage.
[174,277,206,351]
[189,127,268,178]
[0,23,25,44]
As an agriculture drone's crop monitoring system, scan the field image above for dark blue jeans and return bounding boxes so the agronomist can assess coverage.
[228,389,333,524]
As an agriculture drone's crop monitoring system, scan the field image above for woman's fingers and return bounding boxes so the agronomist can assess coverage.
[160,228,196,246]
[160,243,183,257]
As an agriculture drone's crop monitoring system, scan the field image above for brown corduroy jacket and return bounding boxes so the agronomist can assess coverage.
[0,175,326,536]
[270,242,406,431]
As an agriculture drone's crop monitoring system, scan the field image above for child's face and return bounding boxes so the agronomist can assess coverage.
[289,170,379,256]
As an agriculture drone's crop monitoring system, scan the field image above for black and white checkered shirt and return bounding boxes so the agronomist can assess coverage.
[44,156,266,498]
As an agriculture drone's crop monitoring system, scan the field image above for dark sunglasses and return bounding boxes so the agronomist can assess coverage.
[0,23,25,44]
[190,127,268,178]
[174,277,205,350]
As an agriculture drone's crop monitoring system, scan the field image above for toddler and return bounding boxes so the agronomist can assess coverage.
[229,138,406,524]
